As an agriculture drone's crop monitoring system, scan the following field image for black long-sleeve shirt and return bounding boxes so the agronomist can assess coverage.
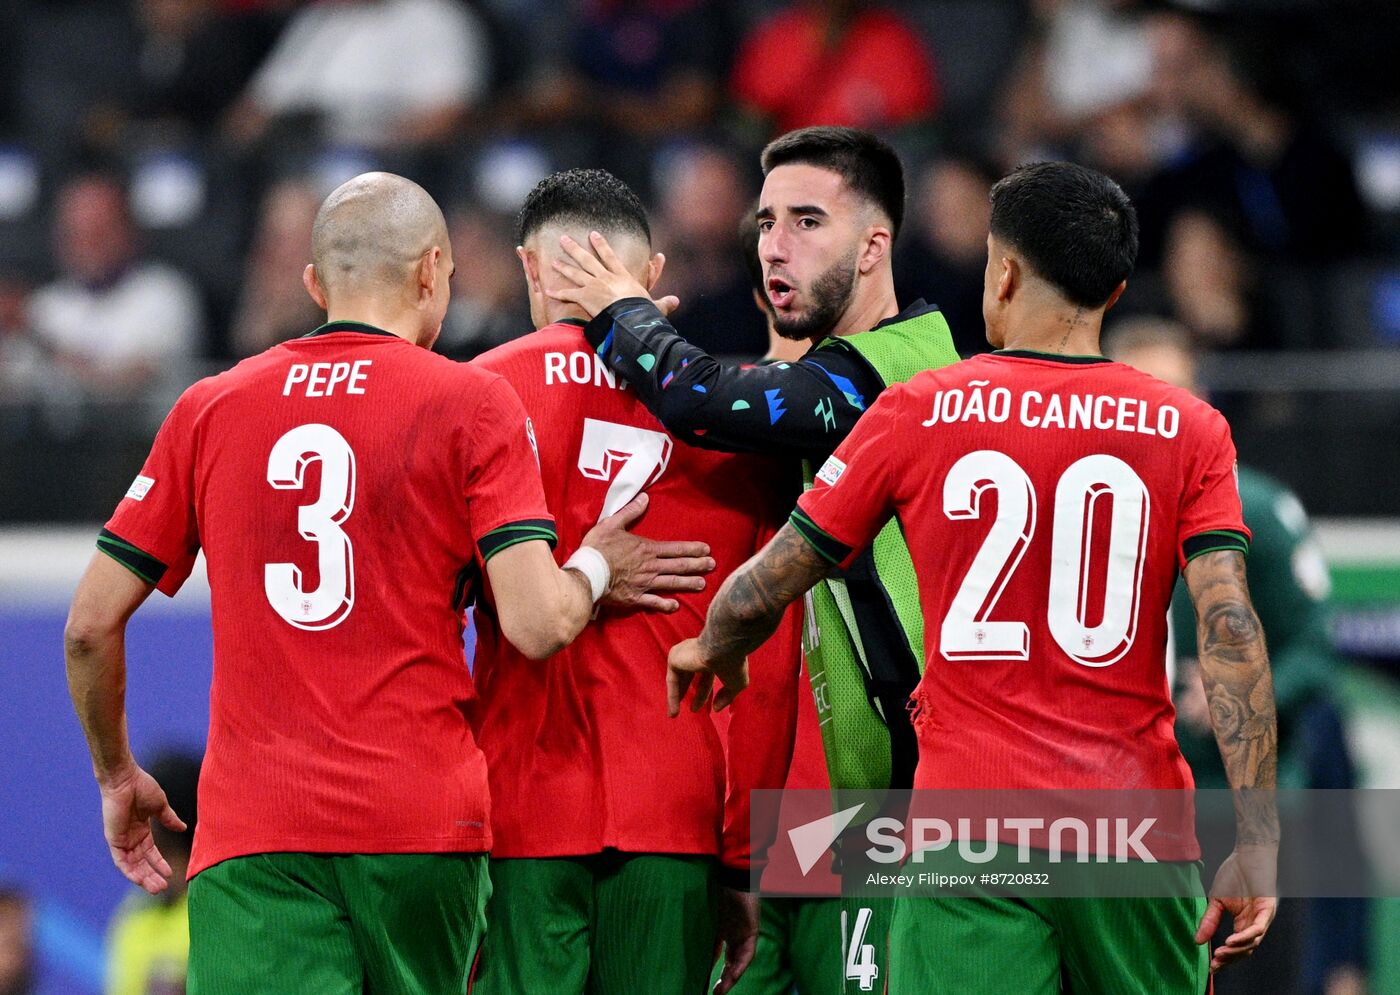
[583,297,924,461]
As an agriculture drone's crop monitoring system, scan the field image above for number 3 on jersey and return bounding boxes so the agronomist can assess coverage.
[577,417,672,521]
[264,423,356,630]
[942,450,1149,667]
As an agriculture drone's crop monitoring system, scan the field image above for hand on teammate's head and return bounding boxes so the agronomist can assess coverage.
[549,231,678,318]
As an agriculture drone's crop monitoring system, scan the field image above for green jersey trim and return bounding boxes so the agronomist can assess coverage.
[478,519,558,562]
[789,508,852,566]
[1182,529,1251,563]
[302,320,398,339]
[96,529,168,586]
[993,349,1111,364]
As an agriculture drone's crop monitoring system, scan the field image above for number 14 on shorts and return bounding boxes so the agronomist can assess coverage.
[842,905,879,991]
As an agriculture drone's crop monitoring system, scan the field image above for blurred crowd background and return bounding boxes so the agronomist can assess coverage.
[2,2,1400,994]
[0,0,1398,521]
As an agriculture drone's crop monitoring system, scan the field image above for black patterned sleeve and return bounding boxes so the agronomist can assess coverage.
[584,299,883,460]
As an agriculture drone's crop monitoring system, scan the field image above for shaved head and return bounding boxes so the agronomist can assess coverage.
[519,222,656,330]
[524,222,652,274]
[311,172,449,298]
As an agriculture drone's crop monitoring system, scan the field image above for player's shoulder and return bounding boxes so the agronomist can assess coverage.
[1105,361,1230,436]
[167,352,269,416]
[475,324,581,370]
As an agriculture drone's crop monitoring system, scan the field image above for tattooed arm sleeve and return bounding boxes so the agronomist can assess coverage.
[584,298,880,458]
[1183,549,1281,844]
[698,523,836,680]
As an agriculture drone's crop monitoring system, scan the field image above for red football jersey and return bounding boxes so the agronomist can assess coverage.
[471,321,784,858]
[102,322,554,876]
[796,352,1249,812]
[715,615,833,886]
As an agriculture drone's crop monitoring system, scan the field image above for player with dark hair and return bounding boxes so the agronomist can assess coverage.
[707,205,837,995]
[63,171,709,994]
[554,123,957,785]
[549,127,959,992]
[468,168,784,994]
[670,161,1279,992]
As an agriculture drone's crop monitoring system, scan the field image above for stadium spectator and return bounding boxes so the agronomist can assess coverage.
[652,144,766,358]
[0,887,34,995]
[75,0,277,151]
[1161,210,1260,350]
[226,0,491,150]
[567,0,725,139]
[29,173,203,395]
[996,0,1156,166]
[105,751,200,995]
[893,154,997,357]
[993,0,1197,266]
[229,178,323,357]
[0,269,47,404]
[731,0,938,135]
[1146,12,1367,263]
[125,0,275,139]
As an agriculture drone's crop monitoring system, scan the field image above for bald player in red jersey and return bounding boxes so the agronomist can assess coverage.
[671,163,1280,993]
[467,169,790,995]
[63,172,710,995]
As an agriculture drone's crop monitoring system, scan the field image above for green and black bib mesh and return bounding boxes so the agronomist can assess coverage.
[800,305,960,792]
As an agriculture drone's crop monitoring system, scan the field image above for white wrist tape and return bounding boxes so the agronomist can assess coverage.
[564,546,610,604]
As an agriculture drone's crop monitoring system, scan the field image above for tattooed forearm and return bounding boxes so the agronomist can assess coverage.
[1183,549,1280,843]
[698,523,835,678]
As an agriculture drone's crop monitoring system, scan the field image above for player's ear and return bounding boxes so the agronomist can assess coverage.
[517,245,542,294]
[645,252,666,292]
[417,247,440,303]
[303,264,328,311]
[1102,280,1127,312]
[858,225,892,275]
[997,255,1018,303]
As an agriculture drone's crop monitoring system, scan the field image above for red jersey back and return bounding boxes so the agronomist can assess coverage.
[102,322,554,876]
[796,352,1249,812]
[471,321,782,857]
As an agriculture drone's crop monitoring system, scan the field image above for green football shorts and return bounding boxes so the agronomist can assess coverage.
[471,852,717,995]
[888,860,1209,994]
[187,851,490,995]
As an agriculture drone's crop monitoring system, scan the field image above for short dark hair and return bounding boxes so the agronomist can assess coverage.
[517,168,650,245]
[989,161,1139,308]
[760,126,906,238]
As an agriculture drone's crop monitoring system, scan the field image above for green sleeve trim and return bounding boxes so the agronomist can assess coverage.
[1193,528,1253,542]
[1182,529,1250,564]
[478,518,558,562]
[789,508,852,566]
[96,529,167,585]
